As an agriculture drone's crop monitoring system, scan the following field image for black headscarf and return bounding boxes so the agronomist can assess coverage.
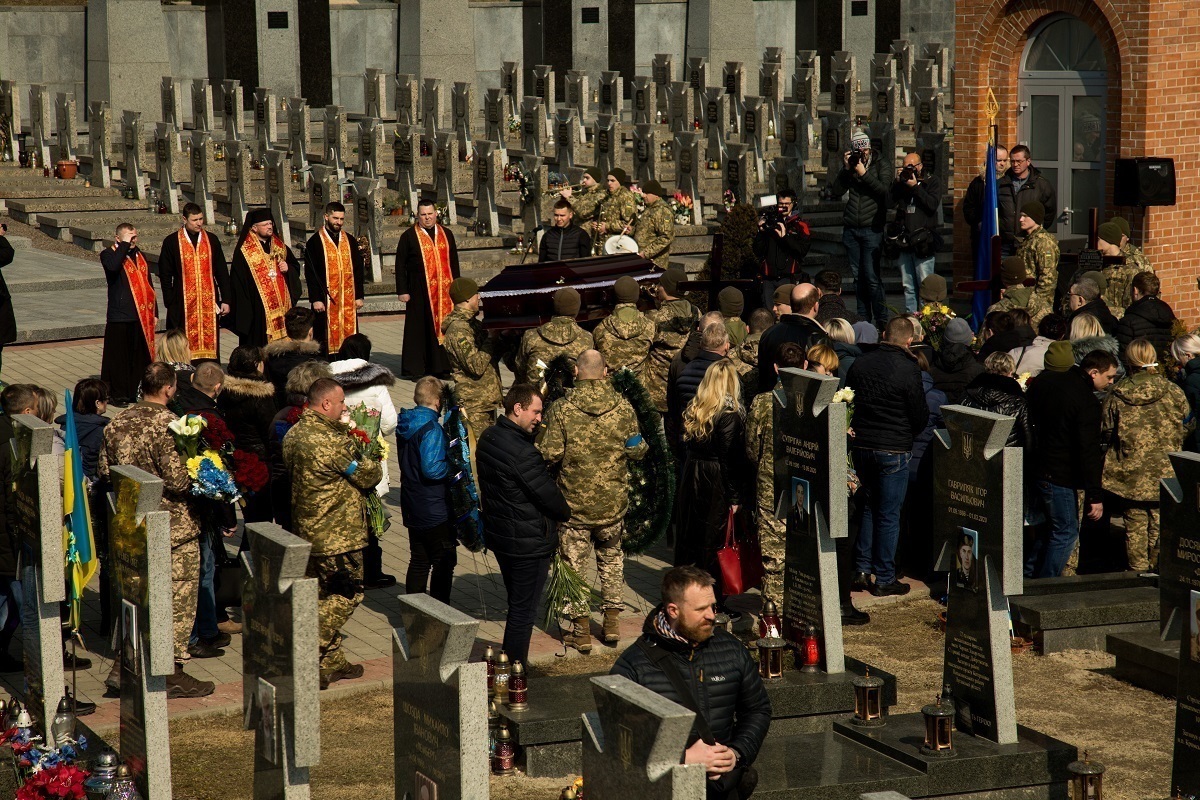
[235,207,276,253]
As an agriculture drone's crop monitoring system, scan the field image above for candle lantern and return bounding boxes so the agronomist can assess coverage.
[920,694,957,757]
[798,623,820,672]
[1068,750,1105,800]
[491,723,516,776]
[494,651,511,704]
[713,612,732,635]
[758,601,782,639]
[507,660,529,711]
[756,637,786,681]
[51,694,77,746]
[105,765,143,800]
[484,645,496,699]
[850,668,886,726]
[84,751,120,800]
[487,699,500,755]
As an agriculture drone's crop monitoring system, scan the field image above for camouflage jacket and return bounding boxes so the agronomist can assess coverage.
[593,303,655,377]
[987,285,1050,327]
[745,389,776,518]
[98,402,200,548]
[1102,254,1148,319]
[645,298,699,410]
[571,184,605,223]
[1019,227,1060,312]
[724,315,749,347]
[516,316,595,384]
[441,307,502,414]
[537,378,648,526]
[597,186,638,236]
[740,331,763,367]
[633,198,676,270]
[1101,371,1190,501]
[281,409,383,555]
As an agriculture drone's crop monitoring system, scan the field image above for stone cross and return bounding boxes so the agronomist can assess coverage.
[358,117,385,180]
[582,675,706,800]
[532,64,556,120]
[263,149,295,246]
[483,88,508,160]
[392,123,420,215]
[422,78,444,141]
[921,43,948,90]
[564,71,589,133]
[723,62,747,135]
[241,524,320,800]
[821,111,850,194]
[793,51,821,110]
[451,82,474,156]
[9,416,66,735]
[780,102,812,162]
[932,406,1023,745]
[631,123,658,184]
[742,95,767,176]
[830,52,857,120]
[161,77,183,132]
[760,49,785,134]
[1,81,22,163]
[88,101,114,188]
[393,594,488,800]
[323,105,348,180]
[867,120,896,173]
[253,88,278,159]
[631,76,656,126]
[353,177,385,282]
[916,132,948,214]
[1156,453,1200,640]
[702,88,729,164]
[722,140,753,205]
[592,114,619,179]
[666,81,694,134]
[871,76,900,126]
[871,51,897,84]
[30,84,52,168]
[107,465,176,799]
[520,96,547,158]
[775,370,849,671]
[891,40,915,106]
[432,130,458,225]
[396,73,417,126]
[364,68,391,119]
[55,92,77,163]
[769,156,806,206]
[598,71,623,119]
[673,131,704,225]
[501,61,522,116]
[222,79,246,141]
[913,60,945,136]
[189,130,216,224]
[519,152,549,235]
[473,140,503,237]
[554,108,579,168]
[286,98,310,172]
[154,123,182,215]
[686,56,707,123]
[225,138,254,227]
[652,53,674,112]
[121,110,148,200]
[191,79,214,132]
[309,163,341,233]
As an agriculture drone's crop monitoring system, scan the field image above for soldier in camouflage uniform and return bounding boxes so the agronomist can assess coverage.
[515,287,594,385]
[593,276,655,385]
[987,255,1051,327]
[745,383,785,606]
[537,350,648,651]
[739,308,776,398]
[98,362,214,697]
[281,378,383,687]
[442,277,502,433]
[645,268,699,412]
[1017,201,1060,313]
[595,168,639,242]
[561,169,605,250]
[1095,221,1141,318]
[1101,342,1190,572]
[632,180,676,270]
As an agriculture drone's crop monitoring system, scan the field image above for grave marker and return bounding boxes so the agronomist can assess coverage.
[921,43,948,90]
[226,138,254,227]
[451,81,473,155]
[723,62,747,135]
[821,111,850,196]
[743,95,767,176]
[483,88,508,161]
[564,71,590,137]
[161,77,182,134]
[473,140,502,236]
[501,61,522,117]
[673,131,704,225]
[871,76,899,126]
[830,52,857,120]
[358,117,385,179]
[121,110,148,200]
[867,121,897,173]
[554,108,579,168]
[392,123,420,215]
[722,140,753,205]
[263,149,295,246]
[254,88,278,158]
[191,79,214,132]
[913,60,945,136]
[593,114,619,179]
[760,48,785,134]
[631,123,658,184]
[598,71,623,119]
[154,123,182,215]
[354,177,385,282]
[915,132,948,210]
[769,157,805,206]
[189,130,216,224]
[702,88,729,164]
[630,76,656,126]
[88,100,114,188]
[309,163,341,233]
[652,53,674,113]
[396,73,418,126]
[891,40,915,106]
[686,56,707,123]
[666,81,694,135]
[1169,453,1200,797]
[520,97,547,158]
[532,64,557,121]
[519,152,548,235]
[222,79,246,141]
[364,67,391,119]
[1,81,22,163]
[30,84,52,168]
[286,98,310,172]
[422,78,444,141]
[793,51,820,110]
[432,130,458,225]
[55,92,78,163]
[323,104,348,180]
[780,102,812,162]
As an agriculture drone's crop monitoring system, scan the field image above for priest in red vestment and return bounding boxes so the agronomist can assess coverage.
[227,208,302,347]
[100,223,158,402]
[395,199,461,377]
[304,201,365,355]
[157,202,231,361]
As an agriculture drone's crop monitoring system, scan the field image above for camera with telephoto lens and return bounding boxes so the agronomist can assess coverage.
[757,195,784,229]
[899,164,918,182]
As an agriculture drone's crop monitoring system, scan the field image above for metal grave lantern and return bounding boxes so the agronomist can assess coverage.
[756,637,786,681]
[920,693,957,757]
[851,668,885,726]
[1068,751,1105,800]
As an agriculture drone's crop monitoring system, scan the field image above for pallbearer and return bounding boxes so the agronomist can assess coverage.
[156,202,231,361]
[303,201,365,354]
[228,209,303,347]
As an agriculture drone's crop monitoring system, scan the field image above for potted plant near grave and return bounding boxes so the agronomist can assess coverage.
[54,159,78,180]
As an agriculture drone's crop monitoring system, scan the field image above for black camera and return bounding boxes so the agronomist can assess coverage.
[899,164,918,182]
[847,151,863,170]
[756,195,784,229]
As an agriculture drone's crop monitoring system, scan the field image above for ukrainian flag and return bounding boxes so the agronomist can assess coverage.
[62,390,98,632]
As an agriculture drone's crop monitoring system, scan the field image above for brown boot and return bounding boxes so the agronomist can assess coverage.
[166,664,215,699]
[602,609,621,645]
[563,616,592,653]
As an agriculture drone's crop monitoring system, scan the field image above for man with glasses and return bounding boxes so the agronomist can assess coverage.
[752,188,812,310]
[999,145,1057,254]
[963,146,1009,256]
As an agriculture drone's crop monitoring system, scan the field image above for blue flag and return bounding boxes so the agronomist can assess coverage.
[62,389,98,632]
[972,143,1000,329]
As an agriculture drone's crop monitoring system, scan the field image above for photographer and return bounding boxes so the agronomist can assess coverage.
[829,131,891,325]
[751,189,811,310]
[887,153,943,313]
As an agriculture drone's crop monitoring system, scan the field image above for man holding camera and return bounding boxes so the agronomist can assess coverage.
[751,188,811,310]
[829,131,891,325]
[887,153,943,314]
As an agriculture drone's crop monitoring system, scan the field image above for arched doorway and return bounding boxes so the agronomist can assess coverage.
[1019,13,1107,237]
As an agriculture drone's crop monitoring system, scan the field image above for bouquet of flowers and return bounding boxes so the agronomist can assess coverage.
[1,725,90,800]
[345,403,390,536]
[630,184,647,216]
[918,302,957,352]
[169,415,241,504]
[832,387,862,496]
[507,114,521,133]
[669,191,694,224]
[722,188,737,212]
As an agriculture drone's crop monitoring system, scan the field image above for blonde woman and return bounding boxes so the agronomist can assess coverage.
[675,359,747,610]
[1172,333,1200,451]
[805,343,840,376]
[1070,311,1123,386]
[1102,338,1189,571]
[157,329,196,386]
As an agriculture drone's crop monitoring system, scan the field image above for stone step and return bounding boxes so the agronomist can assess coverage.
[1010,586,1160,653]
[1022,570,1156,597]
[1106,629,1179,698]
[7,197,151,227]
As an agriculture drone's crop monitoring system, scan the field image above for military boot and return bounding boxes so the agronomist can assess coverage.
[563,616,592,653]
[602,609,621,644]
[166,664,215,699]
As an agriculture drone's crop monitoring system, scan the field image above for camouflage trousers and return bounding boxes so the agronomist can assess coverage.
[559,521,625,616]
[757,506,787,607]
[463,406,498,438]
[307,551,365,674]
[1123,504,1161,572]
[171,539,201,663]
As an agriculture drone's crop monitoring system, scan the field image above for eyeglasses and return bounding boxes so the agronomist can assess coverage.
[1010,158,1029,165]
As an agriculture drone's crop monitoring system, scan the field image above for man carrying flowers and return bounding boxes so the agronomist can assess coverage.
[281,377,383,688]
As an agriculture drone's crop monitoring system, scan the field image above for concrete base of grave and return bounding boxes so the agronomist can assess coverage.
[1010,586,1160,654]
[1106,630,1180,698]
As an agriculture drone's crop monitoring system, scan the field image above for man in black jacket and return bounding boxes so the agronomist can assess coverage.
[998,145,1057,254]
[476,383,571,663]
[751,188,812,310]
[1114,271,1176,357]
[1066,276,1118,335]
[829,130,891,324]
[538,199,592,262]
[845,317,929,596]
[612,566,771,800]
[962,145,1010,257]
[757,283,826,393]
[889,153,943,313]
[813,269,859,327]
[1026,345,1117,578]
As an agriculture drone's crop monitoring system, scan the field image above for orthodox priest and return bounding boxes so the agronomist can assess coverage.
[396,199,460,377]
[100,223,157,403]
[227,208,302,347]
[157,202,231,361]
[304,201,365,354]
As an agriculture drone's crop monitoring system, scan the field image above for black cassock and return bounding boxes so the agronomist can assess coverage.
[303,227,365,355]
[227,236,303,348]
[0,236,17,347]
[395,225,461,377]
[156,229,231,333]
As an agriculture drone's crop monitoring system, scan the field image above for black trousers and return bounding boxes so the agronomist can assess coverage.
[405,521,456,602]
[493,550,550,665]
[101,321,151,401]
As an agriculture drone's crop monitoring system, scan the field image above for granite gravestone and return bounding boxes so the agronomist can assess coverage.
[1,81,21,164]
[520,97,548,158]
[631,123,658,184]
[723,62,747,135]
[161,77,183,132]
[721,141,754,205]
[673,132,704,225]
[451,82,473,155]
[226,138,255,227]
[769,157,805,206]
[1158,453,1200,640]
[9,416,66,733]
[55,92,78,163]
[686,57,707,122]
[867,121,897,174]
[793,51,820,110]
[774,370,848,671]
[871,76,900,127]
[891,40,915,107]
[483,88,508,160]
[393,594,488,800]
[921,43,948,90]
[563,71,589,137]
[473,140,502,237]
[652,53,674,112]
[598,72,623,119]
[30,84,53,168]
[191,79,214,132]
[189,130,217,224]
[121,110,148,200]
[500,61,522,116]
[666,82,694,135]
[263,149,295,246]
[1173,576,1200,799]
[743,96,767,175]
[241,523,320,800]
[532,65,557,122]
[358,117,385,180]
[253,88,278,159]
[396,73,418,126]
[520,153,548,235]
[392,123,420,216]
[354,177,385,282]
[582,675,706,800]
[432,131,459,225]
[593,115,619,180]
[154,123,182,215]
[702,88,729,164]
[88,101,114,188]
[931,406,1023,745]
[913,61,945,136]
[830,52,857,120]
[821,112,850,196]
[554,109,579,169]
[286,98,310,172]
[915,132,948,215]
[108,465,176,800]
[759,50,785,134]
[422,78,445,141]
[222,79,246,142]
[365,68,391,120]
[323,105,348,180]
[309,163,340,233]
[780,102,812,162]
[631,77,656,127]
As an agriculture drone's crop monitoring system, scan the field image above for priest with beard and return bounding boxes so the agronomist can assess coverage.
[304,201,365,354]
[157,202,231,361]
[395,199,460,377]
[227,208,302,347]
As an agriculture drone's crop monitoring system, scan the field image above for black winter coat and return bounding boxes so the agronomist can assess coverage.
[611,608,772,764]
[931,342,985,405]
[1115,295,1176,356]
[845,344,928,452]
[960,372,1032,448]
[265,338,325,407]
[54,412,110,481]
[815,292,860,327]
[751,214,812,280]
[1179,357,1200,452]
[675,409,746,575]
[217,373,278,458]
[476,415,570,560]
[757,314,827,393]
[830,155,892,231]
[1071,298,1118,335]
[1027,366,1103,501]
[890,170,943,235]
[0,236,16,346]
[538,223,592,262]
[977,326,1035,362]
[673,351,724,419]
[997,167,1057,247]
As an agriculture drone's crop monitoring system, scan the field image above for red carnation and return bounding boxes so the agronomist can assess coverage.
[198,411,235,450]
[230,449,270,493]
[351,428,372,445]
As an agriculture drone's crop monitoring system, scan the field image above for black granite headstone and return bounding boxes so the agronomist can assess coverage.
[1160,453,1200,639]
[1173,584,1200,797]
